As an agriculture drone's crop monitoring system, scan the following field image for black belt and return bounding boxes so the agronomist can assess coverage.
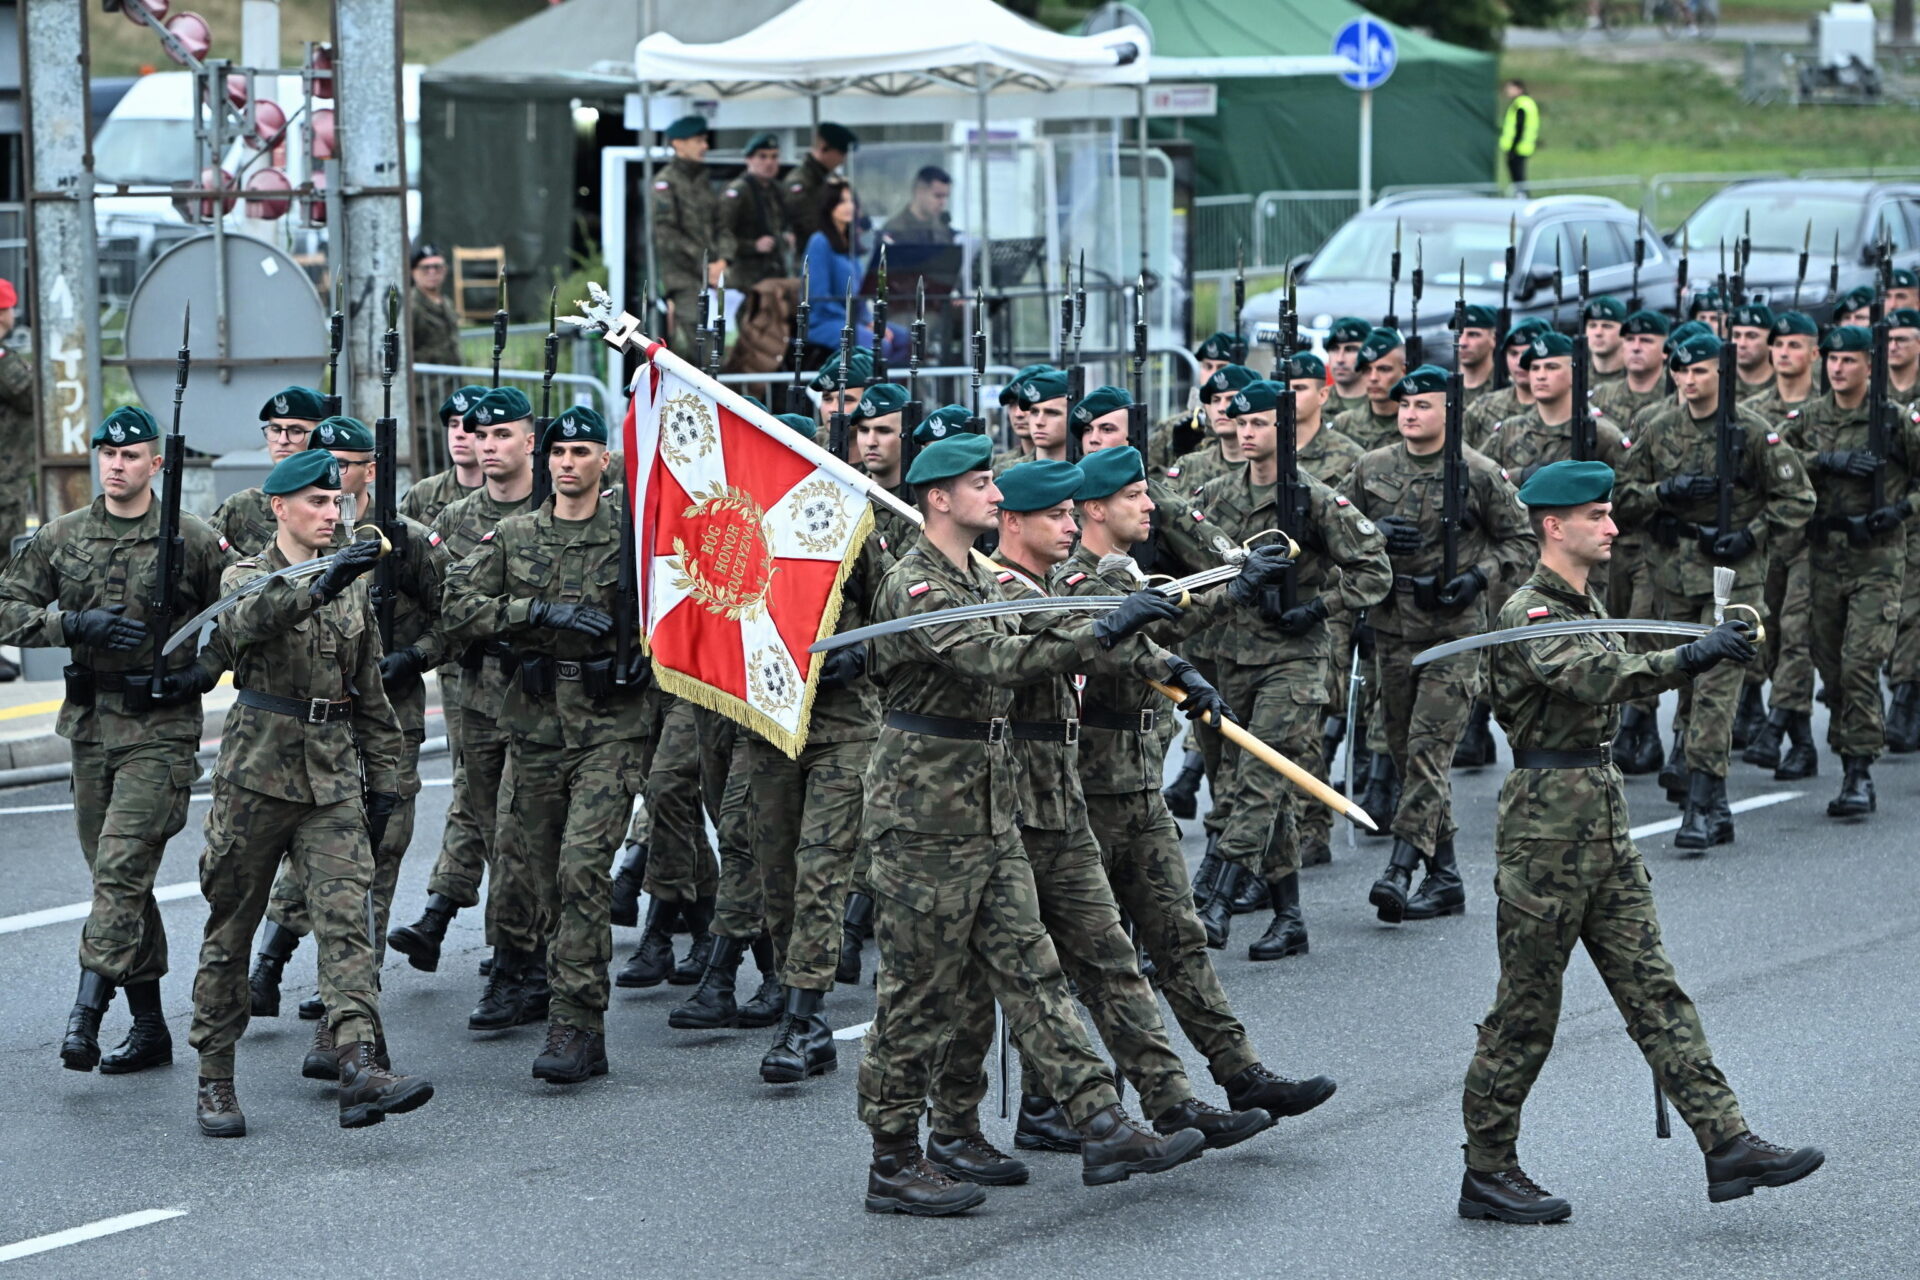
[79,669,137,692]
[883,709,1074,743]
[1511,744,1612,769]
[1081,705,1161,734]
[236,688,355,724]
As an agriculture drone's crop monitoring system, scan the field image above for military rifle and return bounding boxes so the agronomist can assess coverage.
[1860,232,1894,542]
[787,258,812,415]
[613,410,640,687]
[899,275,927,482]
[968,285,988,434]
[1059,260,1082,463]
[694,252,711,372]
[1383,218,1403,331]
[871,245,889,386]
[708,265,727,379]
[1629,202,1648,314]
[490,266,508,387]
[373,285,408,666]
[1676,225,1690,323]
[532,289,559,507]
[1072,251,1088,373]
[1828,231,1842,318]
[1550,237,1565,335]
[1416,269,1469,610]
[128,305,191,714]
[1707,254,1737,557]
[827,270,856,464]
[1572,234,1595,462]
[1792,219,1812,310]
[1231,240,1248,363]
[1271,279,1304,613]
[1494,214,1516,390]
[322,278,344,417]
[1065,257,1089,457]
[1733,210,1752,307]
[1127,273,1160,572]
[1406,237,1425,367]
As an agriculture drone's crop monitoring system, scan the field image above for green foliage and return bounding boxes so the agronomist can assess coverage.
[1360,0,1509,51]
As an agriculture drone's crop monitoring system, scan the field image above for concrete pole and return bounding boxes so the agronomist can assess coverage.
[241,0,281,70]
[1358,88,1373,211]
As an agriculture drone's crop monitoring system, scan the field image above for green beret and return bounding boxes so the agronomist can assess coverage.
[1073,446,1146,501]
[1892,267,1919,290]
[1355,327,1404,368]
[1194,332,1240,362]
[544,405,609,448]
[818,122,859,152]
[1731,303,1774,330]
[663,115,709,141]
[744,131,779,155]
[260,385,327,422]
[810,348,874,391]
[1460,304,1498,329]
[1390,365,1449,400]
[308,415,375,452]
[996,459,1084,512]
[92,405,159,447]
[1070,385,1131,428]
[1667,330,1724,369]
[1770,310,1818,338]
[998,363,1056,406]
[1283,352,1326,382]
[1516,459,1615,509]
[905,431,993,485]
[914,404,981,446]
[1503,317,1550,348]
[1687,287,1725,317]
[1201,364,1259,398]
[1581,296,1627,323]
[1821,325,1872,353]
[467,386,533,428]
[1666,320,1711,350]
[440,384,491,426]
[851,382,908,422]
[262,448,342,496]
[1623,309,1671,337]
[1225,380,1280,417]
[1518,330,1575,367]
[1328,317,1372,345]
[776,413,818,442]
[1013,369,1070,409]
[1837,284,1877,313]
[1888,308,1920,331]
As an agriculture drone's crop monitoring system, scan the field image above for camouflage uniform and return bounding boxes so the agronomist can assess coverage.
[643,694,720,906]
[189,547,403,1079]
[0,344,34,565]
[1464,565,1747,1170]
[400,468,481,526]
[441,495,653,1035]
[1741,393,1817,718]
[1464,387,1531,451]
[210,486,281,558]
[1163,437,1232,497]
[1590,379,1675,723]
[1462,375,1501,409]
[1330,403,1401,453]
[1344,442,1533,853]
[1327,388,1369,420]
[1475,404,1630,614]
[720,171,790,292]
[0,499,232,984]
[654,155,727,357]
[781,154,837,251]
[410,287,462,431]
[701,709,761,940]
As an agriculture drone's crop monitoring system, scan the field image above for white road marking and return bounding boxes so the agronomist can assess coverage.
[1628,790,1801,840]
[0,1208,188,1263]
[0,883,203,936]
[832,1020,871,1042]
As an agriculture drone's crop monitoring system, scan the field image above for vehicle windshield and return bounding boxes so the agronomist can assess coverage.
[1307,214,1516,287]
[1681,193,1861,255]
[93,119,199,184]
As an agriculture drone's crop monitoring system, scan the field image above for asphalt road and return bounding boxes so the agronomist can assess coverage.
[1,698,1912,1279]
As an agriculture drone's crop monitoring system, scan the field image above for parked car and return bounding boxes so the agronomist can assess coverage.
[1240,192,1679,369]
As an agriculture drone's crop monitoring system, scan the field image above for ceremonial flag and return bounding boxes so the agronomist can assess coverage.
[625,344,877,757]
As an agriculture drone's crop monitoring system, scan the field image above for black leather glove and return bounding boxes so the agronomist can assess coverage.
[365,791,402,853]
[310,538,382,605]
[1163,654,1237,725]
[1675,619,1756,675]
[818,642,867,689]
[1867,500,1911,535]
[379,645,426,689]
[153,663,219,707]
[1436,566,1487,610]
[1275,594,1330,637]
[1656,473,1718,507]
[1226,545,1296,608]
[1376,514,1423,557]
[1814,449,1882,478]
[1709,527,1757,563]
[527,599,615,637]
[62,605,147,652]
[1353,619,1377,661]
[1092,589,1183,649]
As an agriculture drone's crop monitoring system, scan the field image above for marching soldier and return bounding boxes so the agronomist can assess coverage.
[1834,284,1874,328]
[1324,317,1373,417]
[1330,328,1406,452]
[0,276,35,596]
[1148,333,1238,470]
[1589,310,1671,429]
[213,386,330,555]
[401,384,490,525]
[1890,267,1920,314]
[850,382,908,492]
[1163,363,1256,498]
[783,123,858,247]
[0,406,230,1076]
[1883,308,1920,751]
[1457,457,1822,1224]
[1582,295,1628,387]
[1005,369,1072,465]
[653,115,727,358]
[991,364,1052,470]
[1465,319,1550,448]
[1730,302,1777,401]
[1458,304,1502,406]
[722,133,791,293]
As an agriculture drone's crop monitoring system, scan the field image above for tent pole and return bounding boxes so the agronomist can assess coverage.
[642,84,659,332]
[976,67,991,370]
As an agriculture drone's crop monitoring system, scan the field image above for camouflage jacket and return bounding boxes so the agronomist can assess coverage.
[1164,438,1230,496]
[426,486,532,717]
[1050,542,1182,796]
[1299,422,1365,485]
[410,286,462,368]
[1588,360,1627,389]
[720,173,789,291]
[440,493,650,749]
[1148,404,1207,474]
[1465,386,1531,450]
[401,467,482,526]
[1782,391,1920,561]
[212,543,403,803]
[654,156,726,292]
[1477,404,1630,489]
[0,346,33,514]
[1736,372,1777,404]
[806,532,888,745]
[991,555,1088,832]
[1588,376,1670,434]
[862,535,1171,838]
[1342,441,1535,642]
[1741,384,1814,426]
[870,486,920,563]
[1327,388,1369,420]
[781,155,836,251]
[0,496,233,745]
[1488,565,1692,847]
[1330,402,1400,453]
[371,513,452,741]
[211,486,279,557]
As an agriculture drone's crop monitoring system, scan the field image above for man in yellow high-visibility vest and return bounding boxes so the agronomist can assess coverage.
[1500,79,1539,196]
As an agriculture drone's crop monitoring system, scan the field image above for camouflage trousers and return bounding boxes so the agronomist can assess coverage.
[1214,653,1328,877]
[927,820,1194,1131]
[744,734,867,991]
[507,735,646,1034]
[1759,544,1815,715]
[857,825,1121,1140]
[642,696,719,905]
[1376,637,1480,854]
[70,737,197,985]
[1301,611,1361,852]
[1606,538,1666,718]
[1658,575,1766,777]
[1890,520,1920,685]
[426,695,501,912]
[1463,833,1747,1170]
[700,710,762,939]
[190,782,381,1079]
[1188,656,1230,839]
[1809,542,1903,759]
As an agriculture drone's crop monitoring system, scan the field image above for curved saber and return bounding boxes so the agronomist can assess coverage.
[161,532,390,656]
[1410,618,1713,668]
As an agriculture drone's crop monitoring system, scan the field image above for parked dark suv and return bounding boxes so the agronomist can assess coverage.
[1239,192,1680,369]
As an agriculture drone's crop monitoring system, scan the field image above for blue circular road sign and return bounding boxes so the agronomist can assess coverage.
[1333,16,1397,92]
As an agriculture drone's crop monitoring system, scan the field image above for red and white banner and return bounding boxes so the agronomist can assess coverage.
[625,345,875,756]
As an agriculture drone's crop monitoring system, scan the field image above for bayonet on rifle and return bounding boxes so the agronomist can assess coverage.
[787,258,812,415]
[323,278,344,417]
[1572,234,1595,463]
[1406,237,1425,367]
[372,285,408,666]
[128,305,192,712]
[490,266,509,387]
[1496,214,1516,389]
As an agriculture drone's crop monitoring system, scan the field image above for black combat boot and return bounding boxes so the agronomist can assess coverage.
[1405,833,1466,920]
[1658,726,1689,802]
[1452,699,1497,768]
[1618,705,1665,775]
[298,996,325,1020]
[615,898,678,988]
[1014,1094,1083,1152]
[668,935,743,1029]
[1731,681,1766,750]
[1198,862,1245,949]
[737,935,783,1028]
[1743,707,1788,770]
[1078,1103,1207,1187]
[469,947,531,1031]
[1827,756,1875,817]
[760,987,836,1083]
[196,1076,246,1138]
[1675,770,1735,852]
[1321,713,1348,783]
[1299,830,1332,867]
[1228,861,1268,914]
[60,970,115,1072]
[1775,710,1820,780]
[302,1013,337,1080]
[1887,682,1920,753]
[247,921,300,1017]
[1248,873,1308,961]
[1704,1131,1825,1203]
[1458,1165,1573,1224]
[835,891,874,986]
[1368,838,1425,924]
[927,1130,1032,1185]
[608,839,649,927]
[531,1023,609,1085]
[1152,1099,1274,1150]
[336,1040,435,1126]
[671,897,716,985]
[865,1136,987,1216]
[1356,752,1397,836]
[1224,1062,1337,1118]
[1189,831,1224,908]
[98,979,172,1074]
[386,894,457,973]
[1162,746,1205,820]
